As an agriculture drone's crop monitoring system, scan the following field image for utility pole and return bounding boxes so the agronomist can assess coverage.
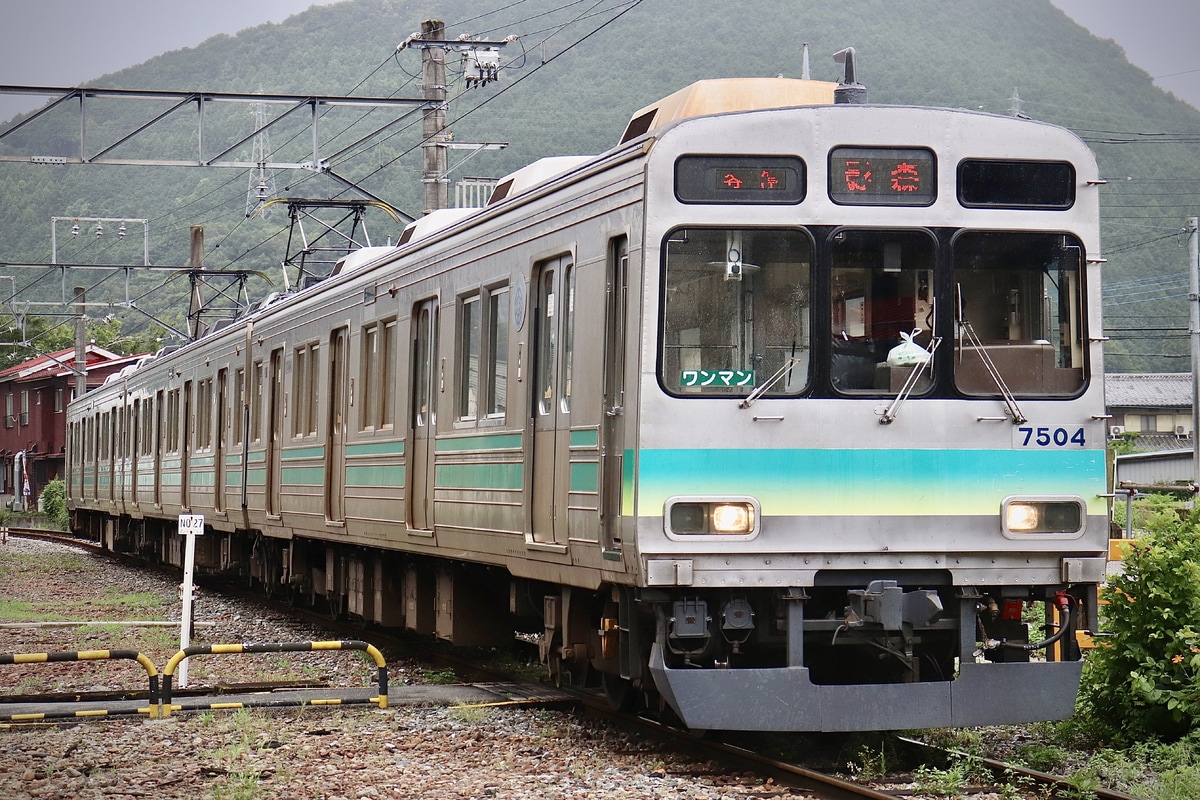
[420,20,449,214]
[1189,216,1199,489]
[74,287,86,401]
[400,21,514,213]
[187,227,205,340]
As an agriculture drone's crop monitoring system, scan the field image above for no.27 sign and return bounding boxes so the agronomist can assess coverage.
[178,514,205,536]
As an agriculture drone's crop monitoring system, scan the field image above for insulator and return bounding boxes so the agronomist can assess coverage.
[95,223,103,238]
[118,223,127,238]
[71,222,80,237]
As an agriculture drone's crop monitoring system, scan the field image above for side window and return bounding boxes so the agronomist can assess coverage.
[166,389,180,452]
[233,369,244,445]
[458,295,481,420]
[196,377,213,448]
[251,360,263,443]
[458,285,510,422]
[487,288,509,417]
[359,319,396,431]
[293,342,319,437]
[561,267,576,413]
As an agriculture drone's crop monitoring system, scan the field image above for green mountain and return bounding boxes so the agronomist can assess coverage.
[1,0,1197,371]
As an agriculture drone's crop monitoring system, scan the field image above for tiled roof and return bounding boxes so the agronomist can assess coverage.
[0,345,139,383]
[1122,432,1192,454]
[1105,373,1193,409]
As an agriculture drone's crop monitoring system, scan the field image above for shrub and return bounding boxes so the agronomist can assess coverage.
[40,478,69,530]
[1078,509,1200,743]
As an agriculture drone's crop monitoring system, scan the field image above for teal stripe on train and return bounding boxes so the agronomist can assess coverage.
[635,448,1106,517]
[437,462,522,490]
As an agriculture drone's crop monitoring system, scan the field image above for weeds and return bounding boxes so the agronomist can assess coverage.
[912,761,970,797]
[422,667,459,685]
[448,703,491,724]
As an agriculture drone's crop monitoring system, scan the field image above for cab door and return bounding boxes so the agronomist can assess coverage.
[530,256,575,545]
[600,238,628,553]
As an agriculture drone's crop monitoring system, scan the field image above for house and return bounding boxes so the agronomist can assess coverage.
[1104,373,1193,450]
[0,344,143,511]
[1105,373,1198,490]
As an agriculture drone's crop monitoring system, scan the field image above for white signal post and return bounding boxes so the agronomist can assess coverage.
[177,514,204,689]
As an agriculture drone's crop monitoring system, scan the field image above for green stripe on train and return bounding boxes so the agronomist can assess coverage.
[282,466,325,485]
[282,446,325,461]
[347,440,405,457]
[570,462,598,493]
[436,433,522,452]
[436,462,523,490]
[570,429,598,448]
[346,465,405,486]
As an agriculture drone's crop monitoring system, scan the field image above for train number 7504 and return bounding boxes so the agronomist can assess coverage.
[1015,425,1087,448]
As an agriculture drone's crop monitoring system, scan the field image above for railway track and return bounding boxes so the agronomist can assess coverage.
[3,528,1136,799]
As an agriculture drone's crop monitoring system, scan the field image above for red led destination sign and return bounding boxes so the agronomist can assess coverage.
[829,147,936,206]
[675,155,805,204]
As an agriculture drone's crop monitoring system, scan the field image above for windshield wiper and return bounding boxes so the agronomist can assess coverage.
[877,337,941,424]
[739,357,800,409]
[956,285,1027,424]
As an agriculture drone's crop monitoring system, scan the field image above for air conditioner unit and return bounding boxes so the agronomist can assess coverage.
[1177,425,1190,438]
[1109,425,1125,438]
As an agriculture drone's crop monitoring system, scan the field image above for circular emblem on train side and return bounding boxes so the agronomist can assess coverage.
[512,275,527,331]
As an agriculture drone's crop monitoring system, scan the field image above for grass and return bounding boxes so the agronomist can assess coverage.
[448,703,492,724]
[93,588,169,617]
[0,597,69,622]
[421,667,460,685]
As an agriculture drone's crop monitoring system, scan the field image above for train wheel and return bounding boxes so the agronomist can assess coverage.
[601,671,634,711]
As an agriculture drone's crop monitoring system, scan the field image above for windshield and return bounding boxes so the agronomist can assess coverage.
[953,231,1085,397]
[829,229,937,395]
[661,227,812,397]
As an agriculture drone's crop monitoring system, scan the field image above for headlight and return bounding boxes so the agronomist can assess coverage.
[666,497,759,537]
[712,503,753,533]
[1002,497,1084,536]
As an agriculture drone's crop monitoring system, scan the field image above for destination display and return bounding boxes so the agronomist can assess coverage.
[829,146,936,206]
[675,155,805,204]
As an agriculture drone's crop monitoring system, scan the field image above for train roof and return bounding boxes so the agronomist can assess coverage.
[619,77,839,144]
[486,156,594,206]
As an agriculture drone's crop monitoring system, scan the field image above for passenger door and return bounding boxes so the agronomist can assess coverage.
[215,370,227,514]
[325,327,348,523]
[407,300,438,531]
[181,381,192,510]
[266,349,283,517]
[531,256,575,545]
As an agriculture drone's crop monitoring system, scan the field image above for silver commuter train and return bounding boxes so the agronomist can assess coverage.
[67,63,1109,732]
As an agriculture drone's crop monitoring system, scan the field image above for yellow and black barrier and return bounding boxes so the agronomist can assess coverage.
[159,640,388,718]
[0,649,161,720]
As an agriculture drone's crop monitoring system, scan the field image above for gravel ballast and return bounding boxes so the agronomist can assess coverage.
[2,536,826,799]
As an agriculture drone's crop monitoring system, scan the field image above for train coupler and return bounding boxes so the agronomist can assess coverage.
[844,579,942,631]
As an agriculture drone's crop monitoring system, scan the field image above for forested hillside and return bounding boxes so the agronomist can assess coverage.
[1,0,1197,371]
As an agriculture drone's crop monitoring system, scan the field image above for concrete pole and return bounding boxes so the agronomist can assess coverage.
[73,287,86,400]
[187,226,204,340]
[1189,217,1199,489]
[421,19,448,214]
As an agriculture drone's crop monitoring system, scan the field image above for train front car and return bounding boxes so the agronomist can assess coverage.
[626,79,1108,731]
